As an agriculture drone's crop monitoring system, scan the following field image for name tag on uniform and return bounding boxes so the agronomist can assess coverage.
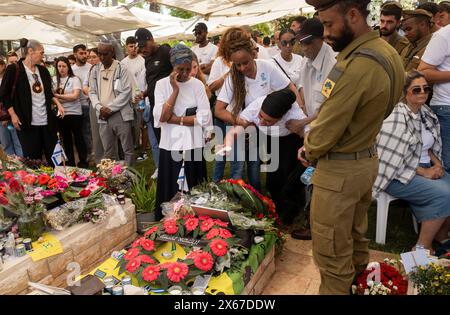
[322,78,336,98]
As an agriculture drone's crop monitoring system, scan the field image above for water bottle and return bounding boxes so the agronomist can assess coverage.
[138,99,146,110]
[135,87,145,110]
[300,166,315,186]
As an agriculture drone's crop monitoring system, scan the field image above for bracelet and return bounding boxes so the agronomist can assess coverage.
[180,117,184,126]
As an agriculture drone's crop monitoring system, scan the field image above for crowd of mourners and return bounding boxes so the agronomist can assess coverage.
[0,1,450,263]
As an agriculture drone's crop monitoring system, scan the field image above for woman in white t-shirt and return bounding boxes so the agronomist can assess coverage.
[214,27,302,192]
[54,56,88,168]
[272,29,303,90]
[220,89,307,224]
[153,44,212,220]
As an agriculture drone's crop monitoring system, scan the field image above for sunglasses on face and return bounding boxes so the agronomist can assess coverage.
[410,85,432,95]
[280,39,296,47]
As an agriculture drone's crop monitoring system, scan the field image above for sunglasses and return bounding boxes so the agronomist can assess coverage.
[410,85,432,95]
[280,39,296,47]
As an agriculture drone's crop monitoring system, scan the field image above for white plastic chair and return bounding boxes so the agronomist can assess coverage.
[375,191,419,245]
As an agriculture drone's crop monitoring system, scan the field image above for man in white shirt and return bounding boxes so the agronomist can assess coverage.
[269,31,281,57]
[191,23,218,80]
[285,18,337,241]
[71,44,92,159]
[419,24,450,173]
[121,36,146,160]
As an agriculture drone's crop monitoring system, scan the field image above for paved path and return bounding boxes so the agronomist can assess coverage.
[262,236,396,294]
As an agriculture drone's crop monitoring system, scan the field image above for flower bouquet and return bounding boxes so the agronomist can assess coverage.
[352,259,408,295]
[409,261,450,295]
[96,159,135,193]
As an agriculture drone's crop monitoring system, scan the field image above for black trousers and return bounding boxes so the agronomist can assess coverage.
[58,115,88,167]
[17,125,58,163]
[155,148,207,220]
[265,133,306,224]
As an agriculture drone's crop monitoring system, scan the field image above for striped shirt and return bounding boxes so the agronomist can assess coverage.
[373,102,442,197]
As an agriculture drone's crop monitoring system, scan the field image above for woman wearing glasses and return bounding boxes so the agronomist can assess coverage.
[374,70,450,255]
[272,29,303,91]
[0,38,65,163]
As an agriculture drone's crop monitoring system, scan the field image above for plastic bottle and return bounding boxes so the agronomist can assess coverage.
[5,233,15,257]
[300,166,315,186]
[135,87,145,110]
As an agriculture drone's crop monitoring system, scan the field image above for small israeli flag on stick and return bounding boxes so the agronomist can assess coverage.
[177,160,189,193]
[51,138,67,167]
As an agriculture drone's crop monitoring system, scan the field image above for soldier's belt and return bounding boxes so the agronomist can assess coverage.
[324,146,377,161]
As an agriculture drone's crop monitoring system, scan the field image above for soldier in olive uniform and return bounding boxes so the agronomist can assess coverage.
[379,1,410,55]
[400,9,433,72]
[301,0,405,295]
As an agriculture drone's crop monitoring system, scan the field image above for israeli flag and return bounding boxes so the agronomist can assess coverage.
[51,140,67,166]
[177,161,189,193]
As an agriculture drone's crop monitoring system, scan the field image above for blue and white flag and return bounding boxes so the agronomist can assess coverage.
[51,140,67,166]
[177,161,189,193]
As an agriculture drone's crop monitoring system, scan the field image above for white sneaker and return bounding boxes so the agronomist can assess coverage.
[151,168,158,179]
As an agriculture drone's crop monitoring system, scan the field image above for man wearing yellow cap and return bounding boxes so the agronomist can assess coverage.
[400,9,433,72]
[300,0,404,295]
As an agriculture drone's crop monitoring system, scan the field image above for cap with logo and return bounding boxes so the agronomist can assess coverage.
[297,18,324,43]
[135,28,153,48]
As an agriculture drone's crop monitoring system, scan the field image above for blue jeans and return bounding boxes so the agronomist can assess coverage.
[0,124,23,157]
[146,110,160,168]
[431,105,450,173]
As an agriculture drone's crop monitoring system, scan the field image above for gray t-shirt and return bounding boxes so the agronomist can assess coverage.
[54,76,82,116]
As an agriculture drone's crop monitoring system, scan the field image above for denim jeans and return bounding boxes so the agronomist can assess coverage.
[431,105,450,173]
[146,109,160,168]
[0,124,23,157]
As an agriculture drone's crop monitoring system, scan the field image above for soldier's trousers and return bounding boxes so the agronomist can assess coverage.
[310,156,378,295]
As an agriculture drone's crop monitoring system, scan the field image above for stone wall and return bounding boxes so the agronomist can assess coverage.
[0,200,137,295]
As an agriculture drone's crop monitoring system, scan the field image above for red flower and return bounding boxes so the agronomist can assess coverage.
[198,215,212,221]
[218,228,232,239]
[166,262,189,283]
[23,174,37,185]
[200,219,214,232]
[124,248,140,260]
[206,228,219,240]
[182,214,195,220]
[184,217,199,232]
[138,255,156,265]
[2,171,13,180]
[142,265,160,282]
[163,219,178,235]
[144,226,159,237]
[131,238,142,248]
[126,258,141,273]
[0,195,8,205]
[9,179,23,193]
[213,219,228,227]
[210,239,228,256]
[15,170,28,180]
[79,189,91,197]
[194,252,214,271]
[141,239,155,251]
[256,213,264,219]
[38,173,51,186]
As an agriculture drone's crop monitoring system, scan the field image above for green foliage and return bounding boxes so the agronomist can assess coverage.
[169,7,194,19]
[130,175,156,214]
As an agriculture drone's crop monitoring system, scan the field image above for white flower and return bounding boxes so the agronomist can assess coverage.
[367,280,374,287]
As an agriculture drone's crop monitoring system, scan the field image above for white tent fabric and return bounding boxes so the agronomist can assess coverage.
[0,16,98,48]
[129,7,183,26]
[0,0,154,35]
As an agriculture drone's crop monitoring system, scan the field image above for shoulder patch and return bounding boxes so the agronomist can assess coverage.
[322,79,335,98]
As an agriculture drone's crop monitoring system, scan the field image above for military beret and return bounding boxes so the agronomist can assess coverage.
[306,0,370,11]
[402,9,433,21]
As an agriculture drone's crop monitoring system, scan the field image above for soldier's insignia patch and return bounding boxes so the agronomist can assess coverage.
[322,79,335,98]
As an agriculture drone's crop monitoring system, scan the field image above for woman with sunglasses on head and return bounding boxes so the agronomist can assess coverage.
[374,70,450,255]
[53,56,88,168]
[0,38,65,163]
[272,29,303,91]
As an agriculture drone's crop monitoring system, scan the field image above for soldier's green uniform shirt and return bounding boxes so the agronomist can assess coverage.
[400,34,432,72]
[305,31,405,161]
[387,32,410,56]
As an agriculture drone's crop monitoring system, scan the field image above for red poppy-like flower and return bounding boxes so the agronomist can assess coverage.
[163,219,178,235]
[200,219,215,232]
[142,265,160,282]
[213,219,228,227]
[218,228,232,239]
[2,171,14,180]
[126,258,141,273]
[166,262,189,283]
[132,238,142,248]
[124,248,140,260]
[9,179,23,193]
[206,228,219,240]
[144,226,159,237]
[138,255,156,265]
[210,239,228,256]
[37,173,51,186]
[79,189,91,198]
[194,252,214,271]
[141,239,155,251]
[184,217,199,232]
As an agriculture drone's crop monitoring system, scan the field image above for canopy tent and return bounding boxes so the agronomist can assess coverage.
[0,16,98,49]
[0,0,155,35]
[129,7,184,26]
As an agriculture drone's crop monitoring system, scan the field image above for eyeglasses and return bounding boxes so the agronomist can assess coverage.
[280,39,296,47]
[410,85,432,95]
